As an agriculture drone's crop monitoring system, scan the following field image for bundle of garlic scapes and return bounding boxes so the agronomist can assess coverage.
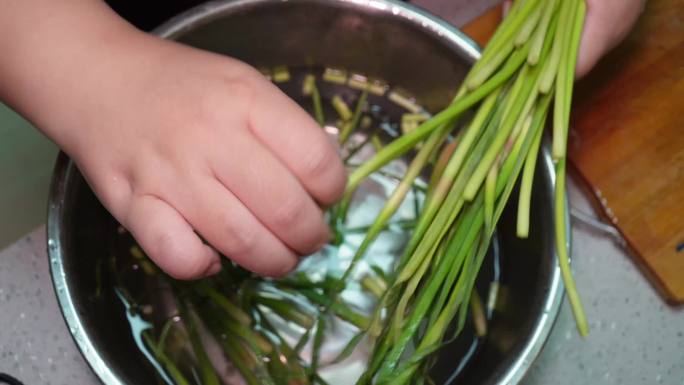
[329,1,589,383]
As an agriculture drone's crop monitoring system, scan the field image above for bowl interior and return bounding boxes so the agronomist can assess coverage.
[49,1,561,384]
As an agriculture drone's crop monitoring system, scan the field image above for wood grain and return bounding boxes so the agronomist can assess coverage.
[569,0,684,303]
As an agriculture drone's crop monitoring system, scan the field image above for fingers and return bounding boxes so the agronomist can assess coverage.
[500,0,634,79]
[125,194,221,280]
[247,81,347,206]
[211,132,330,256]
[503,0,512,15]
[181,177,300,277]
[576,0,645,78]
[576,1,608,78]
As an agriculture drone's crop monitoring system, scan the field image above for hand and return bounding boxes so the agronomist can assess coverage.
[0,1,346,280]
[575,0,644,77]
[503,0,645,77]
[79,40,346,279]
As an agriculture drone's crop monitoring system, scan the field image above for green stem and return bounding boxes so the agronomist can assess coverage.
[375,202,484,378]
[309,316,326,381]
[220,334,264,385]
[339,91,367,145]
[194,282,252,326]
[256,295,315,330]
[361,274,387,299]
[539,0,573,94]
[341,218,416,235]
[463,62,542,201]
[142,331,192,385]
[528,0,559,64]
[514,5,542,47]
[338,126,447,286]
[423,88,501,231]
[484,165,497,233]
[555,159,589,336]
[346,51,526,195]
[388,95,551,382]
[312,78,325,126]
[298,288,370,330]
[397,89,503,274]
[465,0,539,89]
[426,199,483,328]
[553,0,585,160]
[392,241,436,332]
[516,115,544,238]
[332,95,352,121]
[178,300,220,385]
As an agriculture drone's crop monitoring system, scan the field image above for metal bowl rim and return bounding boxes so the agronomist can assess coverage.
[47,1,566,384]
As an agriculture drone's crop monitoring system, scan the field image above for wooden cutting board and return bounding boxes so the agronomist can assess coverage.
[462,1,684,304]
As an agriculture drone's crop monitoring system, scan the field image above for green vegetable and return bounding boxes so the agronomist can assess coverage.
[340,1,588,382]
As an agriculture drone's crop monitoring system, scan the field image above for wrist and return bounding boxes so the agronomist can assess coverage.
[0,1,145,152]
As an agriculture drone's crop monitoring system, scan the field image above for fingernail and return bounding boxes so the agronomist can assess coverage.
[311,234,330,255]
[273,257,298,278]
[203,258,222,278]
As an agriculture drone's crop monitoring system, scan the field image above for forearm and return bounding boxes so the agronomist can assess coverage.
[0,0,142,150]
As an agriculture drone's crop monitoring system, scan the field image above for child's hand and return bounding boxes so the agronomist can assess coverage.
[0,1,346,279]
[76,42,346,279]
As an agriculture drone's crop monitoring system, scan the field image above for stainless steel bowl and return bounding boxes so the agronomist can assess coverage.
[48,0,565,384]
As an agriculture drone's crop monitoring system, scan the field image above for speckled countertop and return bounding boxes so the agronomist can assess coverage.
[1,177,682,385]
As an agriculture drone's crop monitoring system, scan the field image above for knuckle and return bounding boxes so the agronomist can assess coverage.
[302,144,337,181]
[190,79,256,133]
[172,258,210,280]
[89,169,133,216]
[221,72,259,110]
[298,140,347,205]
[298,238,325,257]
[222,219,258,258]
[271,194,308,229]
[227,77,256,102]
[153,232,208,280]
[266,256,299,278]
[327,170,348,203]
